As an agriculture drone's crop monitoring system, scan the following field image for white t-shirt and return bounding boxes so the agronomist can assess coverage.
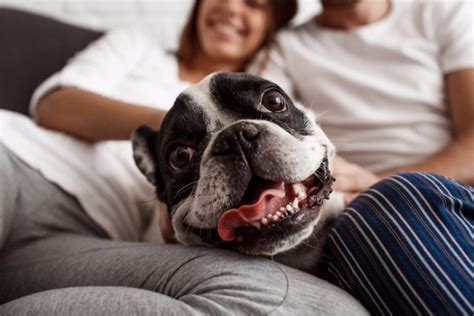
[0,27,190,241]
[259,0,474,172]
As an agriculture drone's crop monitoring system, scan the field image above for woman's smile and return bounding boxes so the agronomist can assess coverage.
[206,16,246,41]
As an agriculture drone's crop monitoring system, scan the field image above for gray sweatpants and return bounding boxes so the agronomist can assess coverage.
[0,143,367,315]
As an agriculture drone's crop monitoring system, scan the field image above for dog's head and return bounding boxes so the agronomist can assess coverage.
[133,72,335,256]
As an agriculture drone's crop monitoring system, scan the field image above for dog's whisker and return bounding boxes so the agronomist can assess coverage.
[174,181,198,201]
[303,234,319,249]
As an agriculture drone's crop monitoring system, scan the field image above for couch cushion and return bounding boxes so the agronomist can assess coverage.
[0,8,103,115]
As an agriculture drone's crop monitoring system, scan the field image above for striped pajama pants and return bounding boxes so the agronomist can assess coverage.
[317,172,473,315]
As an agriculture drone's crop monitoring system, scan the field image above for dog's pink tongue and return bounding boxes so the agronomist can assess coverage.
[217,184,287,241]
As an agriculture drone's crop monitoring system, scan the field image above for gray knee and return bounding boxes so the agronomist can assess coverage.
[0,144,19,250]
[139,246,367,315]
[146,247,289,315]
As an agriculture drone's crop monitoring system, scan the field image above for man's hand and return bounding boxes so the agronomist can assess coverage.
[332,156,381,205]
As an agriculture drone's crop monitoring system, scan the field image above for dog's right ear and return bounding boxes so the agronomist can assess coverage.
[132,125,166,202]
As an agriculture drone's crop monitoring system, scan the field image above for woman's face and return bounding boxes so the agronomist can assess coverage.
[196,0,270,65]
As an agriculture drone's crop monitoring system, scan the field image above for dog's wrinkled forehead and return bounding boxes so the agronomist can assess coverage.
[177,72,312,131]
[158,72,314,154]
[178,73,231,131]
[156,74,225,151]
[181,72,287,129]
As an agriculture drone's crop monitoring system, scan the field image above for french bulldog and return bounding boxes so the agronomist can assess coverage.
[133,72,344,272]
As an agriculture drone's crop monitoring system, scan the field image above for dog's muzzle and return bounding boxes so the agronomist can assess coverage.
[217,155,334,242]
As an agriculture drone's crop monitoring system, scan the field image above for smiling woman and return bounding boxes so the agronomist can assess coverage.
[179,0,297,80]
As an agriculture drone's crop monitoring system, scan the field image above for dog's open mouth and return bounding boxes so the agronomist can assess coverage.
[217,156,334,242]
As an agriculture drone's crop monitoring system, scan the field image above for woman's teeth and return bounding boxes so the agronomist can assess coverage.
[213,21,240,37]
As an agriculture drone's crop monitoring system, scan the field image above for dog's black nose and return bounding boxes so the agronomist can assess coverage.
[212,122,262,156]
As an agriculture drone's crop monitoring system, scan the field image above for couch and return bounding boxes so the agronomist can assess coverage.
[0,8,102,115]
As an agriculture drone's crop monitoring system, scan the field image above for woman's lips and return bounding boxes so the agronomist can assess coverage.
[207,18,245,41]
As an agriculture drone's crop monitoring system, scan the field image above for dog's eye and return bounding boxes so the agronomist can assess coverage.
[169,146,195,170]
[261,90,287,112]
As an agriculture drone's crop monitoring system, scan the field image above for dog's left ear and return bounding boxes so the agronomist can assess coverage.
[132,125,166,200]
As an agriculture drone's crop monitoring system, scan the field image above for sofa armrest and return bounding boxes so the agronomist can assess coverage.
[0,8,103,115]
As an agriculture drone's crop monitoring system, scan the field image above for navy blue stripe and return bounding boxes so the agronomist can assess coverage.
[317,172,474,315]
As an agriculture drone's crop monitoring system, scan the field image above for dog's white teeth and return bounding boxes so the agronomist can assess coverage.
[257,198,305,226]
[293,183,308,202]
[250,221,262,229]
[292,183,307,194]
[292,198,299,209]
[297,191,307,200]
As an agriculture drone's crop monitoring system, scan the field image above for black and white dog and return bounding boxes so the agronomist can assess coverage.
[133,72,344,271]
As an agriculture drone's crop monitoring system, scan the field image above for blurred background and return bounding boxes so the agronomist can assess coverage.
[0,0,321,49]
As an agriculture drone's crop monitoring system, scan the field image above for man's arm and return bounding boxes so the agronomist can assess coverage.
[380,69,474,186]
[334,69,474,204]
[36,87,166,142]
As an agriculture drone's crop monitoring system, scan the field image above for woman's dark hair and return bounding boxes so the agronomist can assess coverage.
[178,0,298,71]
